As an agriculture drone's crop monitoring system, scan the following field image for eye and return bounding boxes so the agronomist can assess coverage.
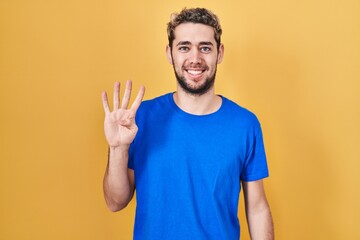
[200,46,212,53]
[178,46,189,52]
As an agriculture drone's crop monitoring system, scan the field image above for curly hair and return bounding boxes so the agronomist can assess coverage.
[167,8,222,49]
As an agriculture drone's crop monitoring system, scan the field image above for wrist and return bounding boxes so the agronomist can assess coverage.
[108,145,130,167]
[109,144,130,153]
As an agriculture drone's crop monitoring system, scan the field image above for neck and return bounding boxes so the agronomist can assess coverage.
[173,87,222,115]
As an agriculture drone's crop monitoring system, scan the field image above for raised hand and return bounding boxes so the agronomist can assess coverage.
[102,80,145,148]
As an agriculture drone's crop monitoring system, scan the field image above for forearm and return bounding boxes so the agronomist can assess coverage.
[103,146,134,212]
[246,201,274,240]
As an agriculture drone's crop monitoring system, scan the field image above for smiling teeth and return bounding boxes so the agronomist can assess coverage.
[188,70,203,75]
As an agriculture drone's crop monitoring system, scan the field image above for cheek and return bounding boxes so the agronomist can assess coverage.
[173,58,186,69]
[173,61,184,73]
[209,56,220,67]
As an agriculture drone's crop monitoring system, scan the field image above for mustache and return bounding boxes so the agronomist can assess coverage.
[182,64,209,70]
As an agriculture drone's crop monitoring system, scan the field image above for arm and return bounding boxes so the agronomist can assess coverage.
[103,147,135,212]
[101,80,145,212]
[242,180,274,240]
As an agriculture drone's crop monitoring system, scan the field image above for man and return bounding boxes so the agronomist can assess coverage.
[102,8,274,240]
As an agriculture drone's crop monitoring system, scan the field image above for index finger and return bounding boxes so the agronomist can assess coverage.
[101,91,111,114]
[130,85,145,112]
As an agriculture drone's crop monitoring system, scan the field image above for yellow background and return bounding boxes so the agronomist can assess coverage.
[1,0,359,239]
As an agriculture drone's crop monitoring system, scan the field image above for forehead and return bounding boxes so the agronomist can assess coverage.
[173,23,216,44]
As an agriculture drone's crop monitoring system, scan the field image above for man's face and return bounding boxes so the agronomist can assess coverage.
[166,23,224,95]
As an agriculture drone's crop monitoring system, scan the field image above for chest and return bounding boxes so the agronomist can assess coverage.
[133,117,250,189]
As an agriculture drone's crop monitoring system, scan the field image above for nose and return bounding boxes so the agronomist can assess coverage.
[189,49,201,65]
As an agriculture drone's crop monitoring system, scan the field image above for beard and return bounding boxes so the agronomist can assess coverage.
[173,65,217,96]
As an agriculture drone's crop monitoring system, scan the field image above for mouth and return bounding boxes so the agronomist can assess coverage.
[184,68,206,79]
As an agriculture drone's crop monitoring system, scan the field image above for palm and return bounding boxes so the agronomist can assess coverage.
[104,109,137,147]
[102,81,145,148]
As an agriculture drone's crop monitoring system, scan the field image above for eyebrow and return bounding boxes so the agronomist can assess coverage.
[176,41,214,46]
[199,41,214,46]
[176,41,191,46]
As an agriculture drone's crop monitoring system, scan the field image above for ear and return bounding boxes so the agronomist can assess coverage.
[217,44,224,64]
[166,45,173,65]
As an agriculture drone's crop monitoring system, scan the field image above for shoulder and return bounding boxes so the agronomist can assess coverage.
[221,96,261,127]
[138,93,171,111]
[135,93,173,120]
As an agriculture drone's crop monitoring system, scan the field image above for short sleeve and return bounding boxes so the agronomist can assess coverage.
[128,141,135,169]
[240,124,269,181]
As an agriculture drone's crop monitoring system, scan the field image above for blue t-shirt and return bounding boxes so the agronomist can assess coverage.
[129,93,269,240]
